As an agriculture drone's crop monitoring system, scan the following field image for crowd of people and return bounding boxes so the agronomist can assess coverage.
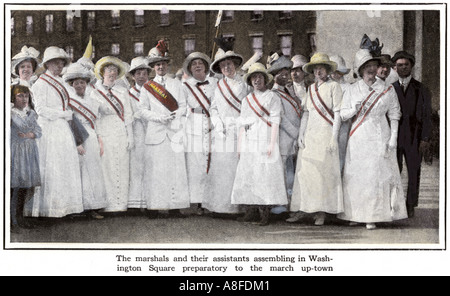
[9,33,433,234]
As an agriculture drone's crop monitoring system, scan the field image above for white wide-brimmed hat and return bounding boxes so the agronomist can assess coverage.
[94,56,127,80]
[41,46,71,67]
[11,46,40,76]
[329,55,350,75]
[63,62,94,84]
[353,48,381,77]
[291,54,308,70]
[210,48,243,74]
[183,52,211,77]
[243,62,273,86]
[267,55,293,75]
[302,52,337,74]
[129,56,151,74]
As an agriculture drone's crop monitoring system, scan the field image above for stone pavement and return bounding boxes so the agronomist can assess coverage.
[7,158,442,247]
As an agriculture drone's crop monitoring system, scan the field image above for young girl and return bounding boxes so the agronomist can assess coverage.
[10,84,41,232]
[231,63,288,226]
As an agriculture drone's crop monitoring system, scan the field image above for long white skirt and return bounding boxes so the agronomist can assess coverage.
[128,119,146,208]
[98,117,130,212]
[203,132,241,213]
[79,125,108,210]
[143,136,190,210]
[231,138,287,206]
[185,133,211,204]
[25,118,84,217]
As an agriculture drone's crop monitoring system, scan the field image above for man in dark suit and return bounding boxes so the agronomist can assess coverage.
[392,51,433,218]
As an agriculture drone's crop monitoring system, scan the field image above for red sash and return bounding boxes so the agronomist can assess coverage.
[69,98,97,129]
[217,79,241,113]
[246,93,272,127]
[309,82,334,126]
[39,73,69,111]
[96,88,124,122]
[144,80,179,112]
[184,81,212,174]
[350,86,393,137]
[129,86,140,102]
[274,88,301,118]
[184,82,211,117]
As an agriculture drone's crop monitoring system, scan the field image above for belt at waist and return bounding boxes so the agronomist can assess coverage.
[190,107,208,115]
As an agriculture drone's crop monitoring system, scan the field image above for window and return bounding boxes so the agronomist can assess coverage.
[279,34,292,57]
[65,46,74,60]
[251,35,263,55]
[135,10,144,27]
[111,10,120,28]
[251,10,263,21]
[26,16,33,35]
[184,10,195,25]
[222,10,234,22]
[111,43,120,56]
[11,17,15,36]
[160,8,169,26]
[66,13,74,32]
[184,38,195,57]
[45,14,53,33]
[88,12,95,30]
[279,10,293,19]
[134,42,144,56]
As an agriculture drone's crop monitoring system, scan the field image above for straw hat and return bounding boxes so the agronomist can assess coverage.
[302,53,337,74]
[267,55,293,75]
[94,56,127,80]
[243,62,273,86]
[183,52,211,77]
[353,48,381,77]
[147,40,170,67]
[129,56,151,74]
[11,46,40,76]
[329,55,350,74]
[63,62,94,84]
[41,46,71,67]
[291,54,309,70]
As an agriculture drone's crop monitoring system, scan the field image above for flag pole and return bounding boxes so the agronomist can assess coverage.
[211,10,223,59]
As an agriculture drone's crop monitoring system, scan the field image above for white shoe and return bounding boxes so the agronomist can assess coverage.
[286,212,304,223]
[366,223,376,230]
[314,213,326,226]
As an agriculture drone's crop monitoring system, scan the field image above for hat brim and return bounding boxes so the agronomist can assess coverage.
[210,54,243,74]
[243,70,273,86]
[63,72,94,84]
[94,57,127,80]
[302,61,337,74]
[11,57,39,76]
[147,56,171,67]
[183,52,211,77]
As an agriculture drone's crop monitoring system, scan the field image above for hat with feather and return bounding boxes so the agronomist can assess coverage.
[147,39,170,67]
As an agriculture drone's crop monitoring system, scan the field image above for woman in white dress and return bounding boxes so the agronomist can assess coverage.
[127,56,151,210]
[138,42,190,218]
[289,53,344,226]
[204,43,248,216]
[26,46,84,218]
[63,62,108,219]
[182,52,218,214]
[90,57,134,213]
[338,48,407,230]
[231,63,287,226]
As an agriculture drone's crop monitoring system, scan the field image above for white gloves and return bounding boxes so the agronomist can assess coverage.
[385,119,399,158]
[62,110,73,121]
[327,111,341,153]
